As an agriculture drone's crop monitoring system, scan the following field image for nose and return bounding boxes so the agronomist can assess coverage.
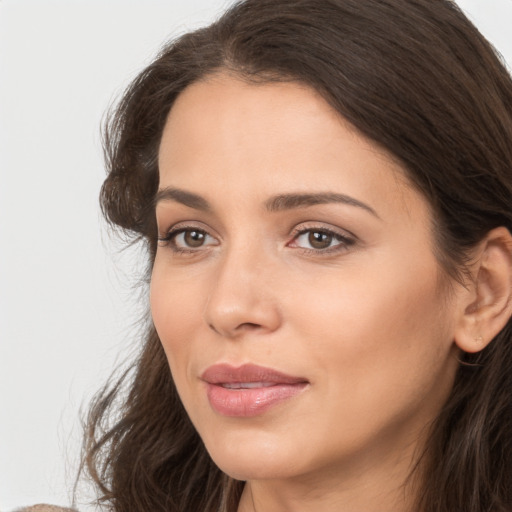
[203,245,282,338]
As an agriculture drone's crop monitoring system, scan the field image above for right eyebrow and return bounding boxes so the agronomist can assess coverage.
[154,187,211,212]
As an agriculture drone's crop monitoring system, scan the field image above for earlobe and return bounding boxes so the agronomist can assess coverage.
[454,227,512,354]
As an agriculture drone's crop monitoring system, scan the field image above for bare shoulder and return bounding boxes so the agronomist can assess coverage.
[14,505,78,512]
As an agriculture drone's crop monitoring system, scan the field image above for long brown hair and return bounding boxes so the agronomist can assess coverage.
[80,1,512,510]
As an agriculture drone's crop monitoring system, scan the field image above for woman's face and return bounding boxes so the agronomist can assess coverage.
[151,75,462,483]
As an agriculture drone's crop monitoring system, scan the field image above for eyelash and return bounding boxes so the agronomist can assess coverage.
[157,224,356,255]
[289,226,356,255]
[158,225,217,254]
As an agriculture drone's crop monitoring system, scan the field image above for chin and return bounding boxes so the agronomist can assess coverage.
[214,456,298,482]
[201,428,303,481]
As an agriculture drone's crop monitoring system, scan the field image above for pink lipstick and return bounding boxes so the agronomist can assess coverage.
[201,363,308,417]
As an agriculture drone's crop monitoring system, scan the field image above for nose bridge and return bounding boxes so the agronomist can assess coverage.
[203,237,280,337]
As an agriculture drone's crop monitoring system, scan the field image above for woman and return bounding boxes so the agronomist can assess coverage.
[74,0,512,510]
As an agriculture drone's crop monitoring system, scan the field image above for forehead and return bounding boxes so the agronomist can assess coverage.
[159,75,343,168]
[157,74,425,223]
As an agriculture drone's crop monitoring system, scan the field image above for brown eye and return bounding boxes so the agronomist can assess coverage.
[289,227,353,253]
[158,227,218,251]
[308,231,334,249]
[183,230,206,247]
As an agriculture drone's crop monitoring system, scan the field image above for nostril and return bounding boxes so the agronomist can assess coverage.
[239,322,261,330]
[208,321,262,336]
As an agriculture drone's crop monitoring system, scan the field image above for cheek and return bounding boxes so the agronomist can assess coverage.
[278,265,457,462]
[286,254,454,395]
[149,266,203,375]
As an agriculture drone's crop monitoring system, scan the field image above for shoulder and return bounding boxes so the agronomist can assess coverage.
[14,505,78,512]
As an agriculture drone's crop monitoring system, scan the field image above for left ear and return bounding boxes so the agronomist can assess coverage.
[454,226,512,353]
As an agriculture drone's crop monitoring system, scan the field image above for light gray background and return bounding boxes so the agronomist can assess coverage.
[1,0,511,510]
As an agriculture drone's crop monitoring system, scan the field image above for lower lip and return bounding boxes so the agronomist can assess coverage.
[205,383,307,417]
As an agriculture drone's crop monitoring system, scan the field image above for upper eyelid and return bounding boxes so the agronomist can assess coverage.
[290,222,356,239]
[289,227,354,244]
[158,220,218,237]
[157,227,219,254]
[158,227,200,240]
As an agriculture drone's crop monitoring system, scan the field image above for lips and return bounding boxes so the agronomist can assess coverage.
[201,363,309,417]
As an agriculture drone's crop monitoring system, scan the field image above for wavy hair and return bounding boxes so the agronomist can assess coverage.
[79,1,512,510]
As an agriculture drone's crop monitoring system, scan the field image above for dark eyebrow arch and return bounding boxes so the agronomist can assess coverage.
[155,187,379,219]
[154,187,211,211]
[266,192,380,218]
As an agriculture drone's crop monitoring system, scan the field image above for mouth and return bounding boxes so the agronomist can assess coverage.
[220,381,276,389]
[201,363,309,417]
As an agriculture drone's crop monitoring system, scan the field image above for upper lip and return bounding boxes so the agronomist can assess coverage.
[201,363,308,385]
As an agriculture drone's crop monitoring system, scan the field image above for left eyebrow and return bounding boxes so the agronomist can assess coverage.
[265,192,380,219]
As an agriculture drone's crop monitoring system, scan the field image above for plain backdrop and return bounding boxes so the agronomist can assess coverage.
[0,0,511,510]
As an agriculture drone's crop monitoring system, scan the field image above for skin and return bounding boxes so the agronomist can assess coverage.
[151,74,470,512]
